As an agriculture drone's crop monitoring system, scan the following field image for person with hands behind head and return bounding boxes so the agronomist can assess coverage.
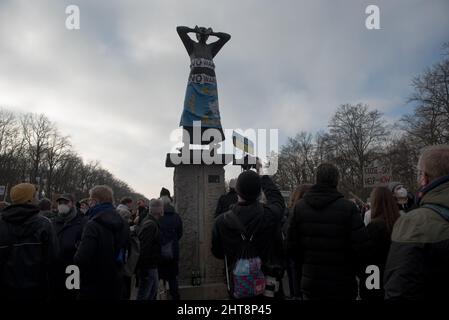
[176,25,231,145]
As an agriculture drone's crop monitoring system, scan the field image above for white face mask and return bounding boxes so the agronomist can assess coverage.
[58,204,71,215]
[395,187,408,198]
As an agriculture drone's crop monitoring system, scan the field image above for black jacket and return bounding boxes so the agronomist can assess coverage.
[158,205,183,279]
[215,189,238,218]
[0,204,59,300]
[359,219,391,300]
[159,205,183,262]
[51,210,87,299]
[137,215,160,270]
[137,206,149,226]
[74,205,129,300]
[211,175,285,267]
[384,176,449,300]
[286,184,369,300]
[40,210,58,221]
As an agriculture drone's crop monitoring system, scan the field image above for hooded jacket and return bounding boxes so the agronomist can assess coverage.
[215,189,239,218]
[51,209,87,299]
[211,175,285,268]
[0,203,59,300]
[286,184,369,300]
[74,204,129,300]
[384,176,449,300]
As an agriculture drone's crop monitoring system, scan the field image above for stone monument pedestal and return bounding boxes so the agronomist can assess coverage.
[165,150,233,299]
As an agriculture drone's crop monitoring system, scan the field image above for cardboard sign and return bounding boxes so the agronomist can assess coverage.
[363,165,392,188]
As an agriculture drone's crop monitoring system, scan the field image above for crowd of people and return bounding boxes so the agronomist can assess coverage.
[1,144,449,300]
[211,144,449,300]
[0,185,183,300]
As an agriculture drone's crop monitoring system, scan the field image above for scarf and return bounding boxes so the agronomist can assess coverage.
[87,202,115,219]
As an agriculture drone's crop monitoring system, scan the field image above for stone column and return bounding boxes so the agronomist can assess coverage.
[174,164,225,285]
[165,151,233,299]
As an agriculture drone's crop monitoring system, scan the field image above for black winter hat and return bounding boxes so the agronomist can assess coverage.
[160,187,173,202]
[236,170,261,202]
[160,187,171,198]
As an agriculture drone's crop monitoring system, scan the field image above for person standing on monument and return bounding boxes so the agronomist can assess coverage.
[176,25,230,145]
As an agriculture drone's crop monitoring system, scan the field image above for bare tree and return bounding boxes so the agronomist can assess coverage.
[21,113,53,183]
[0,108,148,203]
[273,131,317,190]
[0,109,26,186]
[401,45,449,146]
[327,103,388,196]
[44,129,72,197]
[384,132,419,191]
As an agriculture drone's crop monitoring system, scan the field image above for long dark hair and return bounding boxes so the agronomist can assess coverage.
[370,187,400,233]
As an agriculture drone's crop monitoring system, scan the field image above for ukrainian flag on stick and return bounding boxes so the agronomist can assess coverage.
[232,131,255,155]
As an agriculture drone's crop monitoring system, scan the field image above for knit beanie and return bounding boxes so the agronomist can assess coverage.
[388,181,402,193]
[160,187,173,202]
[236,170,261,202]
[10,183,36,205]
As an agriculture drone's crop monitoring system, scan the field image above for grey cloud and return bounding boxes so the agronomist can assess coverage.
[0,0,448,196]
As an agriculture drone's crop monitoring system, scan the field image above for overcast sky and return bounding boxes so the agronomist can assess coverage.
[1,0,448,197]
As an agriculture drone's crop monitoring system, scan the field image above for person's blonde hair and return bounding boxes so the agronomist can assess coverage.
[89,185,114,204]
[418,144,449,181]
[288,184,313,209]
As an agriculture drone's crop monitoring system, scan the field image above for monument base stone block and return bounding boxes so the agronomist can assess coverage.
[166,151,233,299]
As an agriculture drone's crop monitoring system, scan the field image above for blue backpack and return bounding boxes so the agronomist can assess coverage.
[224,211,266,299]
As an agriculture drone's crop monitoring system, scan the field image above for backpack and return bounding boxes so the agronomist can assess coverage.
[224,210,266,299]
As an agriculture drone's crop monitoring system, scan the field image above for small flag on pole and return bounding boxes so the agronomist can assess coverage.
[232,131,254,155]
